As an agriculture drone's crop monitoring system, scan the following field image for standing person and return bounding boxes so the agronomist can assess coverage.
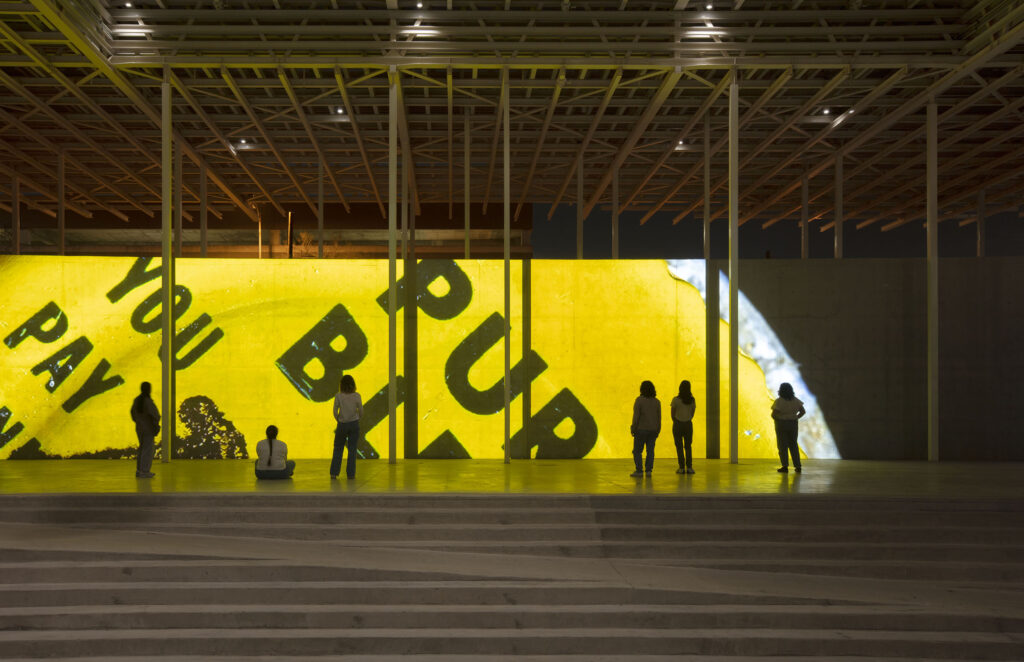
[630,380,661,477]
[772,382,806,473]
[671,380,697,475]
[130,382,160,478]
[255,425,295,479]
[331,374,363,479]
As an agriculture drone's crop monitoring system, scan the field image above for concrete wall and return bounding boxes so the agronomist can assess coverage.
[741,257,1024,461]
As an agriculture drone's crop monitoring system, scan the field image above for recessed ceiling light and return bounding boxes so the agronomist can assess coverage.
[705,3,713,9]
[240,139,247,144]
[336,107,345,114]
[416,1,424,7]
[848,109,855,114]
[822,108,831,115]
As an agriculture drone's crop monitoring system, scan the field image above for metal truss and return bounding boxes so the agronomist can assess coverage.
[0,0,1021,237]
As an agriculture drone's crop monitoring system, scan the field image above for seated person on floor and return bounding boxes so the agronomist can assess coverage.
[255,425,295,479]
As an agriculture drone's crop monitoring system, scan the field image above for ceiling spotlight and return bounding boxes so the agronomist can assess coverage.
[239,139,247,144]
[705,3,713,9]
[678,140,684,145]
[848,109,855,114]
[416,1,423,7]
[125,2,132,6]
[336,107,345,114]
[822,108,831,115]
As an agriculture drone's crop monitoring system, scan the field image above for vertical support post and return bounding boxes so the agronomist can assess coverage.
[834,152,843,259]
[401,131,408,262]
[576,158,584,259]
[503,69,512,465]
[161,66,174,462]
[976,189,985,258]
[174,146,183,258]
[611,163,619,259]
[10,176,18,254]
[388,66,399,465]
[522,257,531,458]
[199,163,207,258]
[464,112,470,259]
[727,72,739,464]
[318,158,324,259]
[57,150,65,255]
[801,172,809,259]
[926,101,939,462]
[403,126,418,460]
[704,117,720,460]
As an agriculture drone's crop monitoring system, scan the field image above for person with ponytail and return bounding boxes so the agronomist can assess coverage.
[630,380,661,477]
[255,425,295,479]
[771,382,806,473]
[670,380,697,474]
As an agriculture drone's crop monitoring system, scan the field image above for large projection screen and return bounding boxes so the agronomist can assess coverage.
[1,256,834,460]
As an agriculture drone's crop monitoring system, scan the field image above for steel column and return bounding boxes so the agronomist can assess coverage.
[10,176,18,254]
[611,163,619,259]
[503,70,512,465]
[199,163,207,257]
[704,117,720,460]
[976,189,986,258]
[464,113,470,259]
[834,153,843,258]
[801,173,809,259]
[160,67,173,462]
[576,158,584,259]
[57,150,65,255]
[926,101,939,462]
[388,66,398,464]
[174,146,182,257]
[318,158,324,258]
[728,74,739,464]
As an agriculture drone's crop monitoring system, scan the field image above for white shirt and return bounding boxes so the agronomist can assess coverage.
[255,438,288,471]
[334,392,363,423]
[671,396,696,423]
[772,396,804,421]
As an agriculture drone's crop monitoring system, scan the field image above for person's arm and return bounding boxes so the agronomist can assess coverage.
[147,399,160,426]
[797,404,806,419]
[333,394,342,422]
[356,394,363,420]
[670,398,678,423]
[631,399,640,436]
[770,400,779,420]
[655,401,661,437]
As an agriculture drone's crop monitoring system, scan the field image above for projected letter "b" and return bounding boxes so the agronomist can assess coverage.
[275,304,368,402]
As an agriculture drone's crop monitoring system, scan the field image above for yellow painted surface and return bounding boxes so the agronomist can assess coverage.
[2,256,780,460]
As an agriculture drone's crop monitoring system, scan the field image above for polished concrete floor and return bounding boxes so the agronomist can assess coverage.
[1,458,1022,498]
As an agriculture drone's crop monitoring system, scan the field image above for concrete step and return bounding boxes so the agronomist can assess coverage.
[0,657,1006,662]
[43,521,1024,545]
[1,604,1021,634]
[0,581,830,609]
[1,627,1021,658]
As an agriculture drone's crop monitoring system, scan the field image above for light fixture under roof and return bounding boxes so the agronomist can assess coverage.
[239,139,247,144]
[336,107,345,114]
[705,3,713,9]
[822,108,831,115]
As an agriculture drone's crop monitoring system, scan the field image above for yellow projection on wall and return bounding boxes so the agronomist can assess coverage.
[1,256,793,461]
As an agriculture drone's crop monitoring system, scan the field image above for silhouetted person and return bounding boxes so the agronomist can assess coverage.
[772,382,806,473]
[331,374,363,479]
[671,380,697,474]
[631,380,661,477]
[130,381,159,478]
[255,425,295,479]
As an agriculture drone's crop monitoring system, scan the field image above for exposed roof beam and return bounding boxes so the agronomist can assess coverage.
[392,70,422,217]
[639,69,790,224]
[335,68,386,219]
[222,67,316,216]
[482,67,509,214]
[624,69,735,216]
[741,18,1024,225]
[278,68,351,213]
[29,0,259,223]
[583,68,683,218]
[447,66,454,219]
[515,68,564,221]
[547,69,622,220]
[0,161,90,218]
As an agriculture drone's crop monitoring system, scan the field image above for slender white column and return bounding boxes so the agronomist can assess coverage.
[976,189,985,258]
[199,163,207,257]
[704,117,720,459]
[161,67,173,462]
[834,153,843,259]
[611,163,619,259]
[174,147,183,257]
[926,101,939,462]
[576,158,584,259]
[503,70,512,464]
[318,158,324,258]
[728,74,739,464]
[801,173,809,259]
[388,67,399,464]
[10,176,18,254]
[464,113,470,259]
[57,151,65,255]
